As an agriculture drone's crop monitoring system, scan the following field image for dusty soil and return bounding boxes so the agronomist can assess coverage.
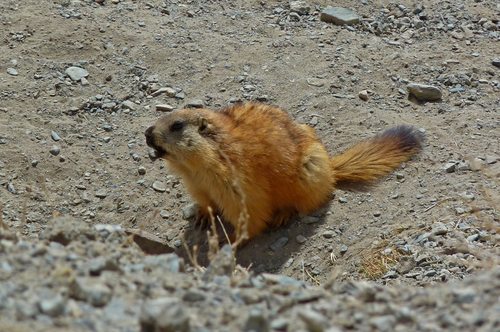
[1,0,500,330]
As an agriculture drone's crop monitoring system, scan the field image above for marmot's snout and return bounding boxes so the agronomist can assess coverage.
[145,125,167,158]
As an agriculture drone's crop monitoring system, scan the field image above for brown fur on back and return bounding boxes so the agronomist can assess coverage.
[145,103,422,242]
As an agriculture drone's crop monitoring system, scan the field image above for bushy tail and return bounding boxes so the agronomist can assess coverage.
[331,126,422,185]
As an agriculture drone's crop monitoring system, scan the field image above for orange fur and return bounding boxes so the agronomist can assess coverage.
[145,103,422,242]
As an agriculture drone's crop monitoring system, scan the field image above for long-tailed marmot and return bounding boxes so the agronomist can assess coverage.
[145,102,422,243]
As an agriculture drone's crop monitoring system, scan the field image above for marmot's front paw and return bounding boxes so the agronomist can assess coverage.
[195,206,213,229]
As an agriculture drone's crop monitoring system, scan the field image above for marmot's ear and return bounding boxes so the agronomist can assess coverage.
[199,117,208,132]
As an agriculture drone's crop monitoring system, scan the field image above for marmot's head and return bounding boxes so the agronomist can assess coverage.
[145,109,215,168]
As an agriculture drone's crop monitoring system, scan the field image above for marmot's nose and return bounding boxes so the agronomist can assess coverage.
[145,125,155,147]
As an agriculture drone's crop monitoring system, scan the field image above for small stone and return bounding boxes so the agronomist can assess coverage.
[244,307,269,332]
[322,231,335,238]
[301,216,319,224]
[340,245,348,253]
[65,67,89,81]
[59,155,66,162]
[369,316,397,331]
[39,295,65,317]
[7,68,18,76]
[156,104,174,112]
[320,6,360,25]
[296,235,307,243]
[424,269,437,277]
[188,100,203,108]
[298,309,330,332]
[492,59,500,68]
[270,237,289,251]
[103,137,111,143]
[49,146,61,156]
[70,277,112,307]
[152,181,167,192]
[182,289,206,302]
[140,298,190,332]
[452,288,476,303]
[81,77,89,86]
[395,256,416,274]
[160,210,170,219]
[7,184,16,194]
[121,100,137,111]
[95,189,108,198]
[467,234,479,242]
[407,83,442,101]
[485,156,497,164]
[51,131,61,141]
[373,211,381,217]
[182,203,199,219]
[289,1,310,15]
[358,90,369,100]
[31,160,38,167]
[138,166,146,175]
[338,197,348,203]
[307,78,325,87]
[432,222,448,235]
[202,245,235,282]
[444,162,456,173]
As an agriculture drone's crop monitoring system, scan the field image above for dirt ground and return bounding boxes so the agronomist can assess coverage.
[1,0,500,290]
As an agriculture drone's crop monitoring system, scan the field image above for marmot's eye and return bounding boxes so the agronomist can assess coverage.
[170,122,183,132]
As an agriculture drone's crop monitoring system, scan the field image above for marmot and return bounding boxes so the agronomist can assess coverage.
[145,102,422,243]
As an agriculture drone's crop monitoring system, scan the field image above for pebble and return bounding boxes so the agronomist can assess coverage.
[358,90,369,100]
[298,309,330,332]
[338,197,348,203]
[39,294,65,317]
[152,181,167,192]
[244,307,269,332]
[139,298,190,332]
[407,83,442,101]
[322,231,335,239]
[270,237,289,251]
[51,131,61,141]
[301,216,319,224]
[65,67,89,81]
[373,211,381,217]
[188,100,204,108]
[7,68,18,76]
[369,315,397,331]
[296,235,307,243]
[49,146,61,156]
[492,59,500,68]
[156,104,174,112]
[138,166,146,175]
[182,203,199,219]
[340,245,348,254]
[444,162,456,173]
[31,160,38,167]
[320,7,360,25]
[289,1,310,15]
[95,189,108,198]
[70,277,112,307]
[485,156,497,164]
[7,184,16,194]
[182,289,206,302]
[160,210,170,219]
[121,100,137,111]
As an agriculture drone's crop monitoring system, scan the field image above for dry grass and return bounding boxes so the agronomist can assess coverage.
[41,175,59,219]
[361,247,403,279]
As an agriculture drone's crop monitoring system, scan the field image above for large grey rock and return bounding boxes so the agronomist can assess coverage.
[65,67,89,81]
[320,7,359,25]
[408,83,442,101]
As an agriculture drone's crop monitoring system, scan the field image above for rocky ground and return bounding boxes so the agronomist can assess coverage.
[1,0,500,331]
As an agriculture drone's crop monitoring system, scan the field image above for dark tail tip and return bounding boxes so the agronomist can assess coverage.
[378,125,423,152]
